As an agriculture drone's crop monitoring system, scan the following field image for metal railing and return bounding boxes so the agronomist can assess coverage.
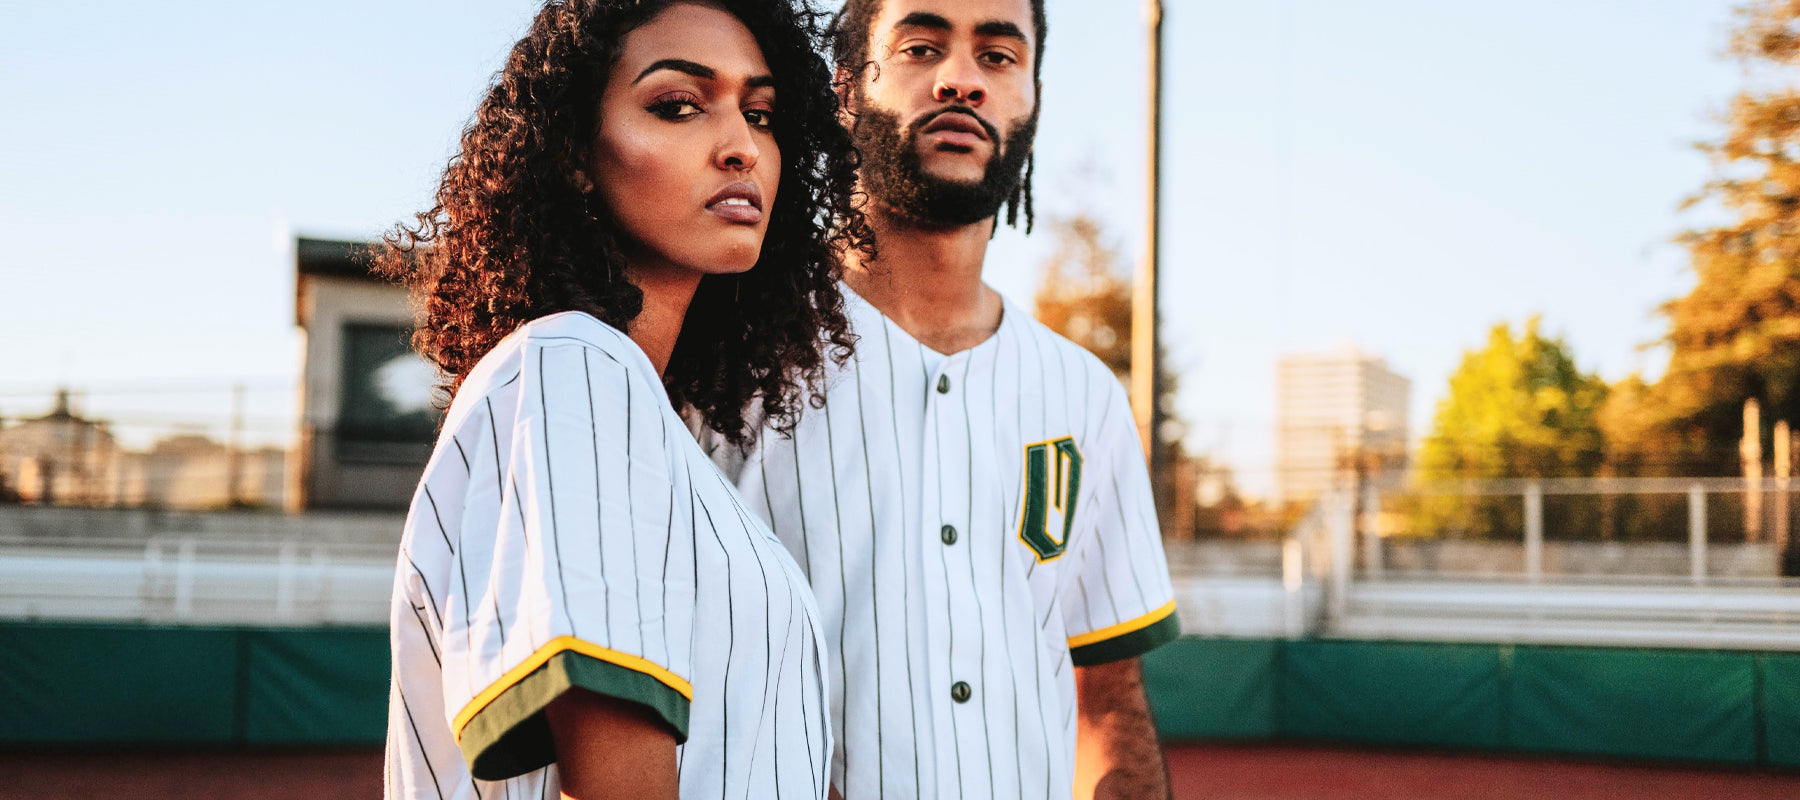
[0,535,396,626]
[1193,480,1800,651]
[1372,477,1799,582]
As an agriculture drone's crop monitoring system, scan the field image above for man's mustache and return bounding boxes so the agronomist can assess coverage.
[910,107,1001,143]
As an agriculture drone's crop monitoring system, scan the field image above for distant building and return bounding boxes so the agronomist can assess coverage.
[291,238,438,511]
[0,390,118,506]
[112,434,287,510]
[0,392,285,510]
[1276,347,1411,505]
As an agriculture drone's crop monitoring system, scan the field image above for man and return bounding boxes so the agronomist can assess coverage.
[727,1,1179,797]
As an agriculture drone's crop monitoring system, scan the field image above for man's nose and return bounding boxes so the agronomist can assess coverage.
[932,55,987,106]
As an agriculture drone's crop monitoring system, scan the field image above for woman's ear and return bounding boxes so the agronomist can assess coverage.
[570,166,596,194]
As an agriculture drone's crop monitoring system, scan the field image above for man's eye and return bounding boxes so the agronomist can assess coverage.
[902,45,939,58]
[744,109,775,129]
[980,51,1015,65]
[647,99,703,120]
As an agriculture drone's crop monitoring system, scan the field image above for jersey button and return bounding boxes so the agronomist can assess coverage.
[937,374,951,394]
[940,524,958,545]
[951,681,972,703]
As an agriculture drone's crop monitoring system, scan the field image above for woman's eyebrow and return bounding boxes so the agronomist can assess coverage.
[634,58,715,84]
[634,58,775,90]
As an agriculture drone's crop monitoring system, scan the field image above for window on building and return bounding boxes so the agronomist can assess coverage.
[336,323,438,464]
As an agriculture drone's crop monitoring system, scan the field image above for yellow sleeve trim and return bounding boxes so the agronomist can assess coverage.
[1066,600,1178,649]
[451,635,695,741]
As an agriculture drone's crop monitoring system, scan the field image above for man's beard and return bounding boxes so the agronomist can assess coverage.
[851,104,1037,229]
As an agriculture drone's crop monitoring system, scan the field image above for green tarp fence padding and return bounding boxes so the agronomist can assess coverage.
[0,623,389,746]
[2,622,1798,768]
[1282,639,1505,750]
[1140,637,1279,740]
[1764,652,1800,768]
[1142,636,1800,767]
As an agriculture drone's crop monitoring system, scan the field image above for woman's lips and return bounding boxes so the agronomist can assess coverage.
[706,181,764,224]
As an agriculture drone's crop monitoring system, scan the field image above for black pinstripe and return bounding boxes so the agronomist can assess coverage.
[692,478,735,800]
[849,341,887,798]
[820,399,850,789]
[877,317,924,792]
[396,676,447,800]
[537,349,575,640]
[960,351,998,797]
[423,487,454,555]
[410,603,441,666]
[990,322,1032,798]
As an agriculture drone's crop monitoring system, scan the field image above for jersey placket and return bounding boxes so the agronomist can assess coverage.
[919,349,983,799]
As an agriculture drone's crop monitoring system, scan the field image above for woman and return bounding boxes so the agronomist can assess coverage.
[378,1,867,798]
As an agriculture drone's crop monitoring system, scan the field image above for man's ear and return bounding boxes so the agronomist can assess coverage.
[834,65,859,123]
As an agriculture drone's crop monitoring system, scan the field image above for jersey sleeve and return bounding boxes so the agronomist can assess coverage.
[1061,383,1180,666]
[443,341,695,781]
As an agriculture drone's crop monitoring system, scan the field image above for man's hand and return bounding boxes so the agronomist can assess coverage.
[1073,657,1170,800]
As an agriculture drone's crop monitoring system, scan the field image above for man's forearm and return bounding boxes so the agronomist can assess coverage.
[1073,657,1169,800]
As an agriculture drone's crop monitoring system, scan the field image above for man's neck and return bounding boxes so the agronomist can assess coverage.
[844,209,1005,355]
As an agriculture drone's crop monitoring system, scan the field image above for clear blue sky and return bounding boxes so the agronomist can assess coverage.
[0,1,1748,492]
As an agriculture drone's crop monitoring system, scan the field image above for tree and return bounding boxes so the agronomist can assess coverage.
[1640,0,1800,475]
[1032,214,1194,531]
[1414,319,1608,539]
[1033,216,1134,384]
[1420,318,1609,482]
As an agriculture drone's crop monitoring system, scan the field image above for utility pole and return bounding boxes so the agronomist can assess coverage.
[1133,0,1165,480]
[228,383,245,507]
[1776,419,1791,555]
[1745,399,1763,542]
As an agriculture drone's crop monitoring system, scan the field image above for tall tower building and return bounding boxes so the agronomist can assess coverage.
[1276,348,1411,505]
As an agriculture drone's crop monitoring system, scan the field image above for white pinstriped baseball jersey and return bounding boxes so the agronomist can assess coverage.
[728,286,1179,800]
[386,311,831,800]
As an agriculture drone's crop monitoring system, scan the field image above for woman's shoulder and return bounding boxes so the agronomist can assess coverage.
[513,310,631,355]
[444,311,660,430]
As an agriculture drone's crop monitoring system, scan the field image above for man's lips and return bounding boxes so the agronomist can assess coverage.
[706,181,763,224]
[920,111,991,150]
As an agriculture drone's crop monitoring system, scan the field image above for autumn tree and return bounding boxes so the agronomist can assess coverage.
[1636,0,1800,476]
[1034,216,1133,379]
[1033,214,1192,530]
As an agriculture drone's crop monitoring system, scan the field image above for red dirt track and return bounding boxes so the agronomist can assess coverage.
[1165,742,1800,800]
[0,749,383,800]
[3,742,1798,799]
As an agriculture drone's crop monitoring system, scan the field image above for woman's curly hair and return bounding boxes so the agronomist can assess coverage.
[380,0,871,447]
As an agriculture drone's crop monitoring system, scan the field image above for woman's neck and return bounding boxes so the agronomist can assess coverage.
[625,263,704,378]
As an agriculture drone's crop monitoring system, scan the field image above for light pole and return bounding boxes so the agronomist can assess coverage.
[1132,0,1165,481]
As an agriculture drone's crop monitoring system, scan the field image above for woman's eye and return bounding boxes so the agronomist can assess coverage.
[647,99,703,120]
[744,109,775,129]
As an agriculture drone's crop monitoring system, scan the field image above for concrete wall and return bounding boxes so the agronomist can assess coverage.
[1164,538,1782,579]
[0,505,403,546]
[1377,539,1779,579]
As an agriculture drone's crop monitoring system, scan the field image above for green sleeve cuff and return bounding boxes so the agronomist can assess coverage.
[459,650,691,781]
[1070,610,1181,667]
